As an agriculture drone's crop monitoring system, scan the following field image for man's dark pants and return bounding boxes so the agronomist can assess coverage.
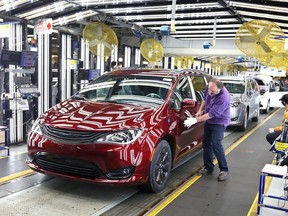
[203,122,228,172]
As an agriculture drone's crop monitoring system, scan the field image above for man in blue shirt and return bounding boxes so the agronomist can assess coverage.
[184,78,230,181]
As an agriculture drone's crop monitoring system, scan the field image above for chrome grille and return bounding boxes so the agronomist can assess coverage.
[35,153,103,179]
[40,124,107,144]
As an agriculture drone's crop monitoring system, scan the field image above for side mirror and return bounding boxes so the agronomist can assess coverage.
[181,98,197,108]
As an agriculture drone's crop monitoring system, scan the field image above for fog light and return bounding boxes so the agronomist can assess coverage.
[106,166,135,179]
[231,117,238,121]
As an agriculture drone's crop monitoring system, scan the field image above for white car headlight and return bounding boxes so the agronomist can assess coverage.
[30,118,42,135]
[96,129,143,144]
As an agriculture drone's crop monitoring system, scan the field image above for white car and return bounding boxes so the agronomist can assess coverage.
[251,75,277,113]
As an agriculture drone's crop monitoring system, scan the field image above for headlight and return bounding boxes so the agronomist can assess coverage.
[30,118,42,135]
[230,102,241,108]
[96,129,143,144]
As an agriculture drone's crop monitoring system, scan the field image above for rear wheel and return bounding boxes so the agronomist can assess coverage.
[141,140,172,193]
[263,100,270,114]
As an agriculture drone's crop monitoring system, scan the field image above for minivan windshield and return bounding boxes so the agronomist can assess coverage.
[222,81,245,94]
[71,74,173,106]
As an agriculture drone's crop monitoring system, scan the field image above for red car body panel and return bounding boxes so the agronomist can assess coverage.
[26,69,208,187]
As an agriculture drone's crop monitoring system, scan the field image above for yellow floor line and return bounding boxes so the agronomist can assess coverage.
[147,175,202,216]
[148,108,281,216]
[247,159,277,216]
[0,169,34,184]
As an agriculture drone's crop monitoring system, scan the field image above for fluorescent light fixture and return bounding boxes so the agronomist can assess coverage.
[98,2,221,14]
[237,10,288,22]
[1,0,30,11]
[72,0,169,6]
[53,10,98,26]
[136,18,239,26]
[180,38,236,41]
[170,29,237,34]
[228,1,287,14]
[76,12,83,21]
[18,2,72,19]
[117,11,230,21]
[54,2,64,12]
[245,18,288,29]
[149,24,241,30]
[173,33,236,38]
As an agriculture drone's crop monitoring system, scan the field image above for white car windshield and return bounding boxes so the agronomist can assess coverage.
[222,81,245,94]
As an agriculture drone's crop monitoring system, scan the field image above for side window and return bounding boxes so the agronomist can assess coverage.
[246,80,253,95]
[250,79,256,92]
[170,77,191,110]
[246,80,250,95]
[171,90,182,110]
[191,76,206,101]
[176,77,192,99]
[270,81,275,91]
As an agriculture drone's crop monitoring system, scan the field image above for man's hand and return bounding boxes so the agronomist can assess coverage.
[184,117,197,128]
[268,128,274,133]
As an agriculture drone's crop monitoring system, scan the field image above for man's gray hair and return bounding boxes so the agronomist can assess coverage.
[209,78,224,89]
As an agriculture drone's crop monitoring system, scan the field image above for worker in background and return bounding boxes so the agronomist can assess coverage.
[110,61,117,71]
[266,94,288,145]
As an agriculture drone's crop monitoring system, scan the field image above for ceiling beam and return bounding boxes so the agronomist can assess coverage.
[61,0,159,38]
[218,0,243,23]
[3,0,55,17]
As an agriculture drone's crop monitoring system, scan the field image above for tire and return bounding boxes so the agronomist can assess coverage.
[239,111,248,131]
[141,140,172,193]
[263,100,270,114]
[252,106,260,122]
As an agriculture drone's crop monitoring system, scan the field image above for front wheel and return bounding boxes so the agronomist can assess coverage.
[239,111,248,131]
[141,140,172,193]
[252,106,260,122]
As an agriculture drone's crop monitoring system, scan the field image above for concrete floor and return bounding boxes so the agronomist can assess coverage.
[0,108,288,216]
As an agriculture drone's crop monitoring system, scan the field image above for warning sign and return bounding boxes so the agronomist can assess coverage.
[275,141,288,151]
[35,19,53,35]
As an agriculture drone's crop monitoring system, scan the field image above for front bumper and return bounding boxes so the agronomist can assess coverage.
[229,105,245,126]
[26,132,150,186]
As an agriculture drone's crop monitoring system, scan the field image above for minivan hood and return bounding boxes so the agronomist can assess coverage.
[40,99,160,131]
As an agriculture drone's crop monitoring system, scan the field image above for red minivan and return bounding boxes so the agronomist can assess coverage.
[26,68,212,192]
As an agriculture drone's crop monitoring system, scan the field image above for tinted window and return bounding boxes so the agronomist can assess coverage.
[170,76,192,109]
[74,74,173,106]
[222,81,245,94]
[246,80,252,94]
[255,79,265,86]
[250,79,257,92]
[175,76,192,99]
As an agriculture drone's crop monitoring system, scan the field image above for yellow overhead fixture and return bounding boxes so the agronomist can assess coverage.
[174,56,194,69]
[82,21,118,57]
[235,19,285,59]
[211,57,224,70]
[140,38,164,64]
[258,51,288,70]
